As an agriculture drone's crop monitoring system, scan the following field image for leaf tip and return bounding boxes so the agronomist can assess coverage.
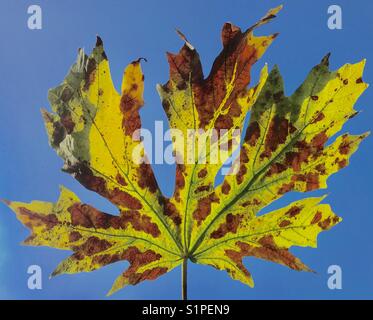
[95,35,103,47]
[359,131,370,142]
[133,57,148,64]
[321,52,331,66]
[41,108,53,123]
[20,237,33,246]
[272,32,280,39]
[276,4,284,11]
[309,268,317,274]
[336,215,343,224]
[58,184,67,194]
[247,278,255,288]
[106,287,116,297]
[319,194,329,202]
[272,64,281,73]
[40,107,48,116]
[0,198,11,206]
[175,28,194,50]
[262,4,283,21]
[156,83,164,96]
[353,131,370,142]
[50,268,62,278]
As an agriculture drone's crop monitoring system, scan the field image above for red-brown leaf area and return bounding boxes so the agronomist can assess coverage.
[159,7,281,234]
[163,18,278,131]
[119,59,144,137]
[10,199,168,286]
[225,236,311,275]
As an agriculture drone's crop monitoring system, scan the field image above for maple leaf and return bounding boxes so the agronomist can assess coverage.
[2,6,369,298]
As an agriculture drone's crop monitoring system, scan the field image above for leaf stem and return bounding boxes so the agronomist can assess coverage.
[182,257,188,300]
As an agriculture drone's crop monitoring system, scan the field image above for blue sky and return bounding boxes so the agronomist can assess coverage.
[1,0,373,299]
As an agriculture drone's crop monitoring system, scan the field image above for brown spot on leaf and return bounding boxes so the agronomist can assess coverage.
[241,198,261,207]
[286,206,301,217]
[83,58,96,91]
[60,111,75,134]
[174,164,186,202]
[162,100,170,113]
[339,137,351,155]
[318,217,331,230]
[245,121,260,146]
[176,81,187,91]
[311,211,322,224]
[305,173,319,191]
[120,247,164,285]
[311,131,328,149]
[337,158,347,169]
[175,164,185,190]
[161,198,182,226]
[195,185,210,193]
[279,220,291,227]
[312,112,325,123]
[221,181,231,195]
[116,174,127,186]
[224,248,251,279]
[110,188,143,209]
[291,172,320,191]
[137,163,158,194]
[69,231,82,242]
[69,203,119,229]
[210,213,243,239]
[18,207,59,230]
[193,193,219,225]
[127,266,168,285]
[60,87,73,102]
[198,168,208,178]
[278,182,295,194]
[236,163,247,185]
[284,140,313,172]
[77,236,112,256]
[266,162,287,177]
[92,253,121,266]
[119,89,142,136]
[236,149,249,184]
[51,121,66,147]
[262,117,295,158]
[121,210,161,237]
[315,164,326,174]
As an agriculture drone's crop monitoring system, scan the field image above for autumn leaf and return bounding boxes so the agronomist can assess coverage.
[2,5,369,298]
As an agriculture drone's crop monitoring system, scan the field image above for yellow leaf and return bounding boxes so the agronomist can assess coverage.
[3,5,369,297]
